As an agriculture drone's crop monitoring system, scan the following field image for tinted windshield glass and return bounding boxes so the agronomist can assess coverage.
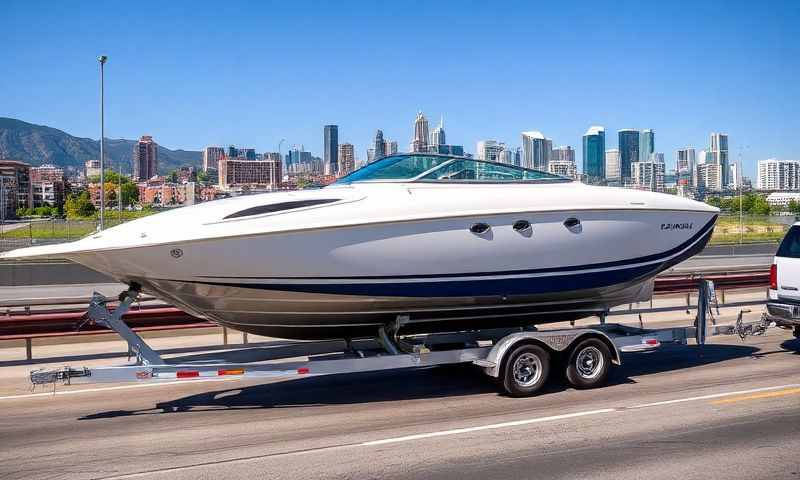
[777,226,800,258]
[419,159,562,182]
[334,154,566,184]
[334,155,451,184]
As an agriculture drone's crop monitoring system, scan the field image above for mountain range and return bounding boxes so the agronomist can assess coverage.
[0,117,202,174]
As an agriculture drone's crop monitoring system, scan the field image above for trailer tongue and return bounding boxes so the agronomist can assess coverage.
[29,281,772,397]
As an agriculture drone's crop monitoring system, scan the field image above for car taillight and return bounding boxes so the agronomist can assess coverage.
[770,264,778,290]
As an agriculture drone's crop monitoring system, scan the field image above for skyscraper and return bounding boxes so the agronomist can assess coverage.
[521,131,550,170]
[338,143,355,176]
[430,117,446,146]
[631,161,665,192]
[373,130,386,163]
[323,125,339,176]
[411,112,429,152]
[676,147,696,174]
[582,126,605,183]
[710,133,729,185]
[757,159,800,190]
[202,146,225,172]
[551,146,576,163]
[133,135,158,181]
[639,129,654,162]
[476,140,501,161]
[618,129,640,184]
[384,140,398,156]
[605,149,620,183]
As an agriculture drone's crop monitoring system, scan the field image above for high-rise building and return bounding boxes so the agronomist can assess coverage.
[286,146,320,175]
[323,125,339,176]
[582,126,605,183]
[373,130,386,163]
[618,129,640,183]
[497,144,514,165]
[84,159,101,179]
[202,146,225,172]
[757,159,800,191]
[730,162,742,190]
[697,163,723,191]
[430,117,445,146]
[551,146,575,163]
[710,133,729,185]
[650,152,665,163]
[132,135,158,181]
[476,140,502,161]
[548,160,577,179]
[604,149,620,183]
[676,148,695,174]
[411,112,429,152]
[0,160,33,218]
[30,164,66,210]
[639,129,655,162]
[631,161,665,192]
[219,157,281,189]
[521,131,550,170]
[338,143,355,176]
[384,140,398,156]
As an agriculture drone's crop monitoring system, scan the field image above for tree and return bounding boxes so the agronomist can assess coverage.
[705,196,721,208]
[121,182,139,207]
[197,170,209,183]
[168,170,178,183]
[65,191,96,219]
[789,199,800,215]
[88,169,130,185]
[750,196,771,215]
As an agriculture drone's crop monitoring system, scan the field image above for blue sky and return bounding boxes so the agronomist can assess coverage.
[2,0,799,177]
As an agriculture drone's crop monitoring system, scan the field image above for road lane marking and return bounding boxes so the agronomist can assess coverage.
[360,409,616,446]
[82,381,800,479]
[710,387,800,405]
[0,377,240,400]
[627,383,800,409]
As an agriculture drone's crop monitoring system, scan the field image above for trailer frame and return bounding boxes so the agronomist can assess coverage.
[29,280,773,397]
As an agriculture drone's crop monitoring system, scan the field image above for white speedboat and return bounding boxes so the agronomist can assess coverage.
[2,153,719,339]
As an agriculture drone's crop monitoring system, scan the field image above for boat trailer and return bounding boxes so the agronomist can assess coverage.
[29,280,773,397]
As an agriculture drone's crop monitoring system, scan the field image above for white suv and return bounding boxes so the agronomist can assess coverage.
[767,222,800,338]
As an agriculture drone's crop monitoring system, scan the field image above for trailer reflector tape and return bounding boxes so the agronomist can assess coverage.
[176,371,200,378]
[218,369,244,376]
[297,367,310,374]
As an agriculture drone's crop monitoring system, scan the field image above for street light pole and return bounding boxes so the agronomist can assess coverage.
[98,55,107,230]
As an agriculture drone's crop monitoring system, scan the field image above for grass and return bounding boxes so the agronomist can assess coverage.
[710,215,788,244]
[0,210,157,241]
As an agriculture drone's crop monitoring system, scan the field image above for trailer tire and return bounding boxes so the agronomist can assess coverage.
[794,325,800,339]
[565,338,611,389]
[501,344,550,397]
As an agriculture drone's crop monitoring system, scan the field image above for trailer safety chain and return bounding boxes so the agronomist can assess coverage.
[732,310,769,341]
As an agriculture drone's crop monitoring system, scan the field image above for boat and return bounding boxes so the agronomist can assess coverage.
[1,153,719,339]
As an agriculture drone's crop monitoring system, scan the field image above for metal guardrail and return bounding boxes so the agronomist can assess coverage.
[0,269,772,361]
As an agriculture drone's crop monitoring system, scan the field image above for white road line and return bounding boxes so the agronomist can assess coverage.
[361,408,616,446]
[360,382,800,447]
[0,376,240,400]
[628,383,800,409]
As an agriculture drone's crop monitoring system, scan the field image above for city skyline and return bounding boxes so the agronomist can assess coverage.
[2,1,799,178]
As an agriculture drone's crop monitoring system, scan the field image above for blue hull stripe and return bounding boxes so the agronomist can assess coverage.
[173,217,715,298]
[196,215,717,281]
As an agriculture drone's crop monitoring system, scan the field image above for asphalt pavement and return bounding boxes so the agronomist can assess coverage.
[0,312,797,479]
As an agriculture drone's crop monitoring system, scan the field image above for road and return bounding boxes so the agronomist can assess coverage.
[0,325,797,479]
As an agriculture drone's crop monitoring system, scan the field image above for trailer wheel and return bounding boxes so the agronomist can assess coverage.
[794,325,800,339]
[501,344,550,397]
[565,338,611,389]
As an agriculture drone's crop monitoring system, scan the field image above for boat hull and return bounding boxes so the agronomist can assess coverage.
[61,208,717,339]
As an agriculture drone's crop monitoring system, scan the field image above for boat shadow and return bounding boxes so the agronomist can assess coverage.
[79,342,765,420]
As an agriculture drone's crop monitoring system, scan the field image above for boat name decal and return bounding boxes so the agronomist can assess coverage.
[660,222,693,231]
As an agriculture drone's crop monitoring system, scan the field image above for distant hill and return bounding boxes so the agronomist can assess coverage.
[0,117,202,174]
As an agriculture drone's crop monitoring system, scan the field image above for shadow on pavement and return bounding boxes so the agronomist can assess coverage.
[79,342,763,420]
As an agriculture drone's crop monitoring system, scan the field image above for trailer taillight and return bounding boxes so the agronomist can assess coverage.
[770,264,778,290]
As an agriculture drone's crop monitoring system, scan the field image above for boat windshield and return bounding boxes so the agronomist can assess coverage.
[333,154,567,184]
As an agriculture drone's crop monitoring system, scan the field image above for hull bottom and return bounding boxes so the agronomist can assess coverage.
[132,276,654,340]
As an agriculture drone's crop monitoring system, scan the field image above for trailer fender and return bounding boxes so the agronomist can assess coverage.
[477,329,621,378]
